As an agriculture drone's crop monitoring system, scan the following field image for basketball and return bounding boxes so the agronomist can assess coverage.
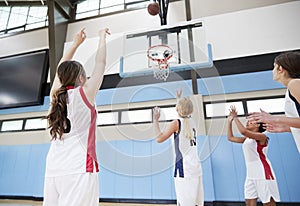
[147,2,160,16]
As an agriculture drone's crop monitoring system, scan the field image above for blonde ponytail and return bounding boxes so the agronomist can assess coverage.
[176,97,194,139]
[182,118,193,139]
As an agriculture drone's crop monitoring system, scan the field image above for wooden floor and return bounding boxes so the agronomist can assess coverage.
[0,199,176,206]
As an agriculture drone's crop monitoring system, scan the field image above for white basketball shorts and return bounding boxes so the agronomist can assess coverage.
[43,172,99,206]
[174,176,204,206]
[244,178,280,203]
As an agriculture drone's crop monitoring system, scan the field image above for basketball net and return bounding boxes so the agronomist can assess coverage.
[151,59,169,81]
[147,45,173,81]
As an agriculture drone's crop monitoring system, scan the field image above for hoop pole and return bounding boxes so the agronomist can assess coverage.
[158,0,169,25]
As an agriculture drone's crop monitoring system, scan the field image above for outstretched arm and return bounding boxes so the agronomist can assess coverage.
[248,109,300,129]
[50,29,86,97]
[233,115,267,143]
[153,107,178,143]
[83,28,110,105]
[227,107,246,144]
[176,89,182,101]
[248,79,300,129]
[264,123,291,133]
[230,106,267,144]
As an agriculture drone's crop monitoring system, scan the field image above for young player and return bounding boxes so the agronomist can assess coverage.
[43,28,109,206]
[228,105,280,206]
[153,90,204,206]
[248,52,300,153]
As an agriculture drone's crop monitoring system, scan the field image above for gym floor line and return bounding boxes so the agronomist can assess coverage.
[0,199,176,206]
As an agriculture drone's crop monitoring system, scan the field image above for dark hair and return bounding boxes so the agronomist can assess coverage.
[47,61,86,140]
[274,52,300,78]
[258,122,266,133]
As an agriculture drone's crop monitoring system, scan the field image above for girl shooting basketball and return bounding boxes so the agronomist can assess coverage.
[43,28,109,206]
[153,90,204,206]
[227,105,280,206]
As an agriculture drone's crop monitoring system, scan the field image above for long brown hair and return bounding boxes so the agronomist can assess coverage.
[274,52,300,78]
[176,97,194,139]
[47,61,86,140]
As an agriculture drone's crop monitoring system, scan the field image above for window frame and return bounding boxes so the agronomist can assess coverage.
[0,95,286,133]
[0,5,48,36]
[203,95,285,119]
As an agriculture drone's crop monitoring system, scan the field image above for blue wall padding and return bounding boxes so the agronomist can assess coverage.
[197,70,284,95]
[0,70,298,202]
[1,133,299,202]
[0,144,49,197]
[267,132,300,202]
[209,136,246,201]
[0,97,51,115]
[0,70,284,115]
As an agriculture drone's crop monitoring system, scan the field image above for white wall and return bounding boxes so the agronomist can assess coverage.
[65,1,186,41]
[0,1,299,131]
[203,1,300,60]
[0,28,48,57]
[62,1,300,76]
[1,1,298,60]
[190,0,298,18]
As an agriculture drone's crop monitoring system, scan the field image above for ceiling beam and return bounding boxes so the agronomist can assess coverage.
[0,0,77,7]
[47,0,75,87]
[0,1,46,6]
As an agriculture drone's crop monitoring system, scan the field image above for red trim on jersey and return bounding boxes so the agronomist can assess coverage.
[256,141,274,180]
[80,87,99,173]
[66,85,75,90]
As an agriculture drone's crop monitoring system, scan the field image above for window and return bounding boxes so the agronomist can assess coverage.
[25,118,47,130]
[125,1,148,9]
[76,0,100,15]
[26,6,48,29]
[6,6,29,30]
[205,101,244,118]
[0,95,287,133]
[75,0,149,20]
[97,111,119,125]
[1,120,23,131]
[159,106,177,121]
[0,5,48,36]
[246,98,285,113]
[0,7,10,32]
[204,95,285,119]
[0,117,48,132]
[121,109,152,124]
[100,4,124,15]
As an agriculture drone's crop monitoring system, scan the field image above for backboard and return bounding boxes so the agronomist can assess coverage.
[119,20,213,79]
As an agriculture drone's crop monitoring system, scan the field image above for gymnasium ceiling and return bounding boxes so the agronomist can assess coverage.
[0,0,82,6]
[1,0,299,90]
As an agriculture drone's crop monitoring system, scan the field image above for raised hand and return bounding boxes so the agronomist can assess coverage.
[264,123,291,133]
[99,28,110,38]
[176,89,182,100]
[73,28,86,46]
[153,106,161,121]
[247,108,274,124]
[227,105,237,122]
[229,105,238,117]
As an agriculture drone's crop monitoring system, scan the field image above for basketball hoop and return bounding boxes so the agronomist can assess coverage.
[147,44,173,81]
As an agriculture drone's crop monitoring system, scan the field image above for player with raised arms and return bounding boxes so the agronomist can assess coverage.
[227,105,280,206]
[152,89,204,206]
[43,27,110,206]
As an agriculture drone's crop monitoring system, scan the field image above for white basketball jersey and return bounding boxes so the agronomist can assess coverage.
[45,87,99,177]
[173,118,202,178]
[242,137,276,180]
[285,89,300,153]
